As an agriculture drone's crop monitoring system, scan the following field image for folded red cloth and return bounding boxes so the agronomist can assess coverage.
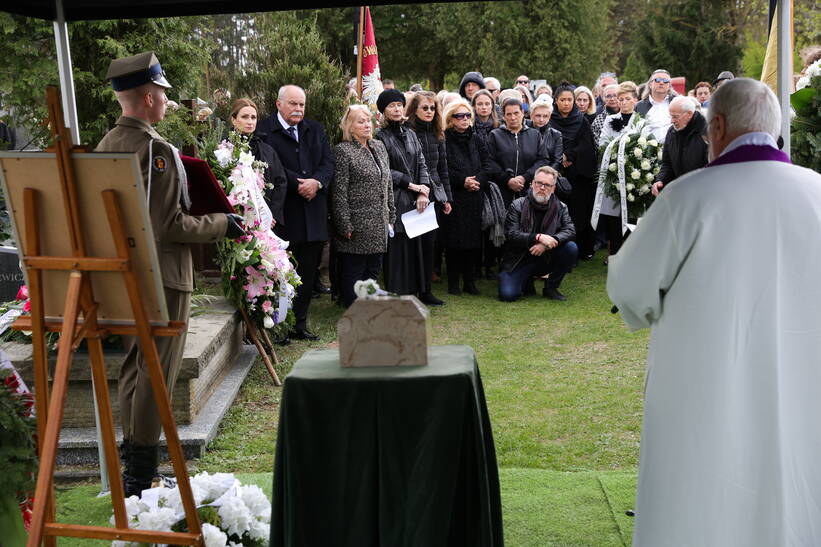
[181,155,234,215]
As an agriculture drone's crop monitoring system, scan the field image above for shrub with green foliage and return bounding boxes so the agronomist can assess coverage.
[791,64,821,173]
[237,12,348,144]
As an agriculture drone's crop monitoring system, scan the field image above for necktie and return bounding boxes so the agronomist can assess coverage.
[287,126,297,142]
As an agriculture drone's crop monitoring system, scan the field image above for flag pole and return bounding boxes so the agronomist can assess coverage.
[356,6,365,101]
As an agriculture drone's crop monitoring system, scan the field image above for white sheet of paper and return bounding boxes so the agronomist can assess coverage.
[401,204,438,239]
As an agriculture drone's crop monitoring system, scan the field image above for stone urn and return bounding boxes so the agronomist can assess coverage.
[337,295,430,367]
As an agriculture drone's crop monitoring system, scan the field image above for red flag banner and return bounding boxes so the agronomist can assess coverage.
[361,7,383,105]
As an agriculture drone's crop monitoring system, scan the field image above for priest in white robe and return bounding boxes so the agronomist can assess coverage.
[608,78,821,546]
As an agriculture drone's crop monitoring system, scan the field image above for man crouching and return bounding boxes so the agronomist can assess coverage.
[498,166,577,302]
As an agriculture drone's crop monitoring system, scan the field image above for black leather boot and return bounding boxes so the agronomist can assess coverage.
[123,443,158,498]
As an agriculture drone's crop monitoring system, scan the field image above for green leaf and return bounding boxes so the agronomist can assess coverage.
[790,87,817,111]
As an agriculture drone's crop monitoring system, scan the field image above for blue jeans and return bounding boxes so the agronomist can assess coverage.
[498,241,578,302]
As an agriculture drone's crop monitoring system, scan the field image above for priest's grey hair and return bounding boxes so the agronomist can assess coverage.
[707,78,780,139]
[670,96,695,113]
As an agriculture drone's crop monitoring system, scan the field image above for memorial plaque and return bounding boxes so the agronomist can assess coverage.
[337,295,430,367]
[0,246,23,303]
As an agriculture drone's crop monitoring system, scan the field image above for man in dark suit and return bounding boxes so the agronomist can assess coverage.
[258,84,334,341]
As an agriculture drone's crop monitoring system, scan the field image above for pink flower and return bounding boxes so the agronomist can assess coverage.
[17,285,28,301]
[23,300,31,312]
[262,300,273,313]
[243,266,268,299]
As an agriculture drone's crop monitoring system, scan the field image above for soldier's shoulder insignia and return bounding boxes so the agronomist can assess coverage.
[152,155,167,173]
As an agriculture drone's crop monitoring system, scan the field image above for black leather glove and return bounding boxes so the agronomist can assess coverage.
[225,213,246,239]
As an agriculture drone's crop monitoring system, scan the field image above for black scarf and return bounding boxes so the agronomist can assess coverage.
[550,105,584,150]
[520,189,558,234]
[474,118,495,136]
[608,112,633,133]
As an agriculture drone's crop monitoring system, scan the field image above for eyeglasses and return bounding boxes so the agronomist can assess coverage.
[532,181,556,189]
[516,80,529,85]
[487,88,498,93]
[419,105,436,112]
[453,112,472,120]
[653,77,671,84]
[604,94,618,99]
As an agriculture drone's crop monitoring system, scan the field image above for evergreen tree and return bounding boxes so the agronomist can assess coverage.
[0,14,211,146]
[237,11,348,144]
[627,0,742,86]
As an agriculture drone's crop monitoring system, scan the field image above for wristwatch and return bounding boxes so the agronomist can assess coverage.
[317,181,323,190]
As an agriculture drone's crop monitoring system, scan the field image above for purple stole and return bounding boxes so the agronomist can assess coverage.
[706,144,791,168]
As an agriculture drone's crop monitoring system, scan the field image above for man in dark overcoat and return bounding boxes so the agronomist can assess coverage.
[257,85,334,341]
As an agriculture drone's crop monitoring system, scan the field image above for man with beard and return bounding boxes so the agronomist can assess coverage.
[498,166,577,302]
[651,96,708,196]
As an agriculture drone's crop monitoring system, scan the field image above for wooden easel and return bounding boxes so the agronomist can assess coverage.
[13,87,205,546]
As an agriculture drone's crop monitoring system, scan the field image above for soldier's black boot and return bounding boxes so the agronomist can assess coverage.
[123,443,158,498]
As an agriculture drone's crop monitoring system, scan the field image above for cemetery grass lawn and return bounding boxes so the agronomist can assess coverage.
[58,254,647,545]
[199,255,648,474]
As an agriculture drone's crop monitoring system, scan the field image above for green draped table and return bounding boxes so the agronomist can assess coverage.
[270,345,504,547]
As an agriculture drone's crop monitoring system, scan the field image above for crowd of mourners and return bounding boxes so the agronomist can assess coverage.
[222,67,734,338]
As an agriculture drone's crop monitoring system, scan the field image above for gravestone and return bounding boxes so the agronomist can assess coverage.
[0,246,24,303]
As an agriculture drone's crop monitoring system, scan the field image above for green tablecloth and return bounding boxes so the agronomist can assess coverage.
[270,345,504,547]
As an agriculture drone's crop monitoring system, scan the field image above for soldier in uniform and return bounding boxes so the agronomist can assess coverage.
[96,52,244,496]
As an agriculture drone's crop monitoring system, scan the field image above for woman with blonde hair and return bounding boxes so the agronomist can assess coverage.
[331,105,396,306]
[574,85,597,125]
[443,99,490,295]
[229,97,287,225]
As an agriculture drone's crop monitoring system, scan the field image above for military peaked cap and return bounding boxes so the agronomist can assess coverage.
[106,51,172,91]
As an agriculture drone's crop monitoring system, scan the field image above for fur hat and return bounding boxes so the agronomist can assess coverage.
[376,88,406,113]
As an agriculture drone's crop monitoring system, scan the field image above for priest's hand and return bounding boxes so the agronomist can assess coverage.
[651,181,664,196]
[443,202,452,214]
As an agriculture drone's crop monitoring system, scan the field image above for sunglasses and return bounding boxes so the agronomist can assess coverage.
[419,105,436,112]
[517,80,529,85]
[653,77,671,83]
[453,112,472,120]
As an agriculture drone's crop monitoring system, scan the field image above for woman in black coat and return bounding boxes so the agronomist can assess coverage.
[471,89,499,145]
[374,89,441,304]
[549,82,597,259]
[229,98,287,226]
[405,91,452,284]
[527,101,563,172]
[443,99,491,295]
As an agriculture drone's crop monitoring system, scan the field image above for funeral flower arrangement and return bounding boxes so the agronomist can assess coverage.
[596,114,662,219]
[110,472,270,547]
[0,357,37,538]
[199,128,300,335]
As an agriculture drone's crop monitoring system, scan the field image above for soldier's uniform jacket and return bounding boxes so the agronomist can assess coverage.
[96,116,227,292]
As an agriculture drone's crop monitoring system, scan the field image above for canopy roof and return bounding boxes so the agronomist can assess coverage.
[2,0,410,21]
